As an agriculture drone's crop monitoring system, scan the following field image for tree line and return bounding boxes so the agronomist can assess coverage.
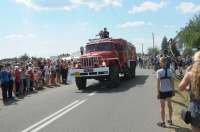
[179,12,200,50]
[147,12,200,56]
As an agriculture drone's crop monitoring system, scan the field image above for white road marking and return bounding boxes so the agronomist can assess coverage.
[31,99,87,132]
[88,91,97,96]
[21,100,80,132]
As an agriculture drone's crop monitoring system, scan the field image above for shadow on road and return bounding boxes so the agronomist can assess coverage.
[76,75,149,93]
[2,99,20,106]
[167,124,192,132]
[171,100,188,107]
[174,90,187,100]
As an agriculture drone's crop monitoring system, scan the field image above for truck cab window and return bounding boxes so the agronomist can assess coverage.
[86,44,98,52]
[98,43,113,51]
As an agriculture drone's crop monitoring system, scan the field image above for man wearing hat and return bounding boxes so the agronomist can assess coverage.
[103,27,109,38]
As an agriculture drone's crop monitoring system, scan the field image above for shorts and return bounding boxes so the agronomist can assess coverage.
[159,91,173,99]
[45,75,50,80]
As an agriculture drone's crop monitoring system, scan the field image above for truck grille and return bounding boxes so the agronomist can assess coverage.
[81,57,99,68]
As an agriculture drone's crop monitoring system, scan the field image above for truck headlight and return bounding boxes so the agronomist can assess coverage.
[102,61,106,66]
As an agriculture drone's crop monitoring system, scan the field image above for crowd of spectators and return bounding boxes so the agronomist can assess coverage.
[0,57,71,103]
[138,51,194,75]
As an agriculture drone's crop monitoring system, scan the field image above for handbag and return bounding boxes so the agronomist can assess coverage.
[181,90,191,124]
[181,107,191,124]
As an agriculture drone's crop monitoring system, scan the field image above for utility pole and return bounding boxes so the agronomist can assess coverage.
[141,44,143,54]
[152,33,155,52]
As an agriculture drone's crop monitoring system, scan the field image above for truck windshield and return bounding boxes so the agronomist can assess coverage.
[98,43,113,51]
[86,43,114,52]
[86,44,98,52]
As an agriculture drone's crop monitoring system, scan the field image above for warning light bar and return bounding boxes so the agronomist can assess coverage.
[88,38,112,44]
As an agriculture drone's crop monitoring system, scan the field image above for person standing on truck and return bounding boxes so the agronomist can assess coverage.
[103,27,109,38]
[96,30,104,39]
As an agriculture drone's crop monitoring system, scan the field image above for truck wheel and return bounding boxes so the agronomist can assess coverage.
[109,65,120,88]
[75,77,87,90]
[131,63,136,78]
[124,66,131,80]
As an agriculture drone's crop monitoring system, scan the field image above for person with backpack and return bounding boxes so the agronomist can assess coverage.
[156,57,175,128]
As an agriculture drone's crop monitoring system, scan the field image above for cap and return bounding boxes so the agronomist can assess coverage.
[28,67,32,71]
[14,66,19,70]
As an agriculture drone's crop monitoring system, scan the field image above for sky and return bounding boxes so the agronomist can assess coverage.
[0,0,200,59]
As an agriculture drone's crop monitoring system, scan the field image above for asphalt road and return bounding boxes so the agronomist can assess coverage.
[0,68,166,132]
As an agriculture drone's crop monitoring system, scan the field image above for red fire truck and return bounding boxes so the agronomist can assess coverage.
[71,37,137,90]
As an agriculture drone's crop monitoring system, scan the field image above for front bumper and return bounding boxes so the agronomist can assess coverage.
[70,67,109,77]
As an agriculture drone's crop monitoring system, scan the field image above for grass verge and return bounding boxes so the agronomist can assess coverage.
[167,74,192,132]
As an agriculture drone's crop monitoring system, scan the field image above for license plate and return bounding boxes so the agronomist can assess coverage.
[84,69,93,72]
[74,72,80,77]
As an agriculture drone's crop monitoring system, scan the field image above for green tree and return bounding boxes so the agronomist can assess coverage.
[180,12,200,49]
[147,47,160,55]
[161,36,169,50]
[19,53,29,61]
[170,43,181,57]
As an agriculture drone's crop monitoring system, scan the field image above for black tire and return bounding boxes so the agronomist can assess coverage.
[132,63,136,78]
[124,67,131,80]
[109,65,120,88]
[75,77,87,90]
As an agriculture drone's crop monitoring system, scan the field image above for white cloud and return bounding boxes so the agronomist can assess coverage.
[44,25,48,28]
[23,18,29,24]
[6,34,24,40]
[27,34,37,38]
[176,2,200,13]
[147,22,153,26]
[117,21,153,28]
[16,0,122,11]
[16,0,74,11]
[79,22,89,27]
[163,25,175,28]
[42,39,55,46]
[16,0,49,11]
[117,21,145,28]
[5,34,37,40]
[128,2,167,14]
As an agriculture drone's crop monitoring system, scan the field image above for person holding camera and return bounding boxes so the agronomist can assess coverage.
[179,51,200,132]
[156,57,175,128]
